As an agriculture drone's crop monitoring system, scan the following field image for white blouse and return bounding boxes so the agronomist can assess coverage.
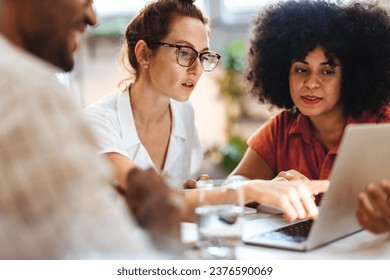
[83,90,203,189]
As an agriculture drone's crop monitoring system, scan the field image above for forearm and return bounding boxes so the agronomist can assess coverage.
[105,152,136,189]
[183,189,198,222]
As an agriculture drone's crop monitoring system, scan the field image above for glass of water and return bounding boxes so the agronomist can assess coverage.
[195,179,244,260]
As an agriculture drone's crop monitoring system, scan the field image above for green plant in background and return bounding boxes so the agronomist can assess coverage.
[220,136,247,174]
[216,39,249,173]
[221,39,247,72]
[218,39,249,129]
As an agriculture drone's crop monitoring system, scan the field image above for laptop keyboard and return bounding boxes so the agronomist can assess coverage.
[260,219,314,243]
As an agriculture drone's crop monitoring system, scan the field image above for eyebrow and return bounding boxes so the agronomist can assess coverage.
[292,59,339,67]
[175,40,209,52]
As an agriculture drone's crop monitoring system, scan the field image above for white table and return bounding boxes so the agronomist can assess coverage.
[182,213,390,260]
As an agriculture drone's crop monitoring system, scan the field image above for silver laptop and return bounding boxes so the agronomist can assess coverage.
[242,123,390,251]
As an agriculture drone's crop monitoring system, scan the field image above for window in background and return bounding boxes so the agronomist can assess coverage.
[94,0,208,18]
[221,0,278,25]
[220,0,354,26]
[91,0,209,37]
[93,0,145,18]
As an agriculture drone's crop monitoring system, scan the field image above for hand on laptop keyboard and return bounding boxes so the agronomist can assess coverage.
[240,180,319,222]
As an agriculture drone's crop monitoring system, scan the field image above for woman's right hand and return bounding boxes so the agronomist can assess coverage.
[241,180,328,222]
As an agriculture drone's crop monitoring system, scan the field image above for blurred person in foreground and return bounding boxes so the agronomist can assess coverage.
[0,0,183,259]
[229,1,390,226]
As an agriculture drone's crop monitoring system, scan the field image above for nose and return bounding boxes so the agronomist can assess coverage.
[304,74,321,89]
[85,2,98,27]
[187,57,203,76]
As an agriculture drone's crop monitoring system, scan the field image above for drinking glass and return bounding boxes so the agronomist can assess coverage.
[195,179,244,260]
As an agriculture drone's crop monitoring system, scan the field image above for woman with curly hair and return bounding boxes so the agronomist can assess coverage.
[231,0,390,208]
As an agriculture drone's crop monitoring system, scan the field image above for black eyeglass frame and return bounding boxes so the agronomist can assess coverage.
[148,41,221,72]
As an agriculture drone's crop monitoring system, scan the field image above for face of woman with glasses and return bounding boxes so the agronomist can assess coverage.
[145,16,217,102]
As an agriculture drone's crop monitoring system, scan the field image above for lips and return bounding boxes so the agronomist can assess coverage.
[301,95,323,104]
[69,30,82,53]
[181,81,196,89]
[70,20,87,52]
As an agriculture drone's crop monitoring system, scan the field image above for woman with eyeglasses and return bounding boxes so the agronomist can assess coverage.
[84,0,220,191]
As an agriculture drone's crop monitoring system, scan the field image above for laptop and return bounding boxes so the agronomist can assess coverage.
[242,123,390,251]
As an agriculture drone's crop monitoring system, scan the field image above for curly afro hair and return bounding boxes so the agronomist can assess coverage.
[340,2,390,117]
[246,0,390,118]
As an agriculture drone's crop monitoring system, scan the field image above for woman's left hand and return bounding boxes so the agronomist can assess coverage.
[273,169,310,181]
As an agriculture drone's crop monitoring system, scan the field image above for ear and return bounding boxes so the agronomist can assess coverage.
[134,40,149,69]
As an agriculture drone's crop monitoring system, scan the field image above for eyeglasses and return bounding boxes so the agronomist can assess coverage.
[149,42,221,72]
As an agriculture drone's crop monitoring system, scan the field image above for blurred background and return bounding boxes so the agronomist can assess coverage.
[67,0,388,178]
